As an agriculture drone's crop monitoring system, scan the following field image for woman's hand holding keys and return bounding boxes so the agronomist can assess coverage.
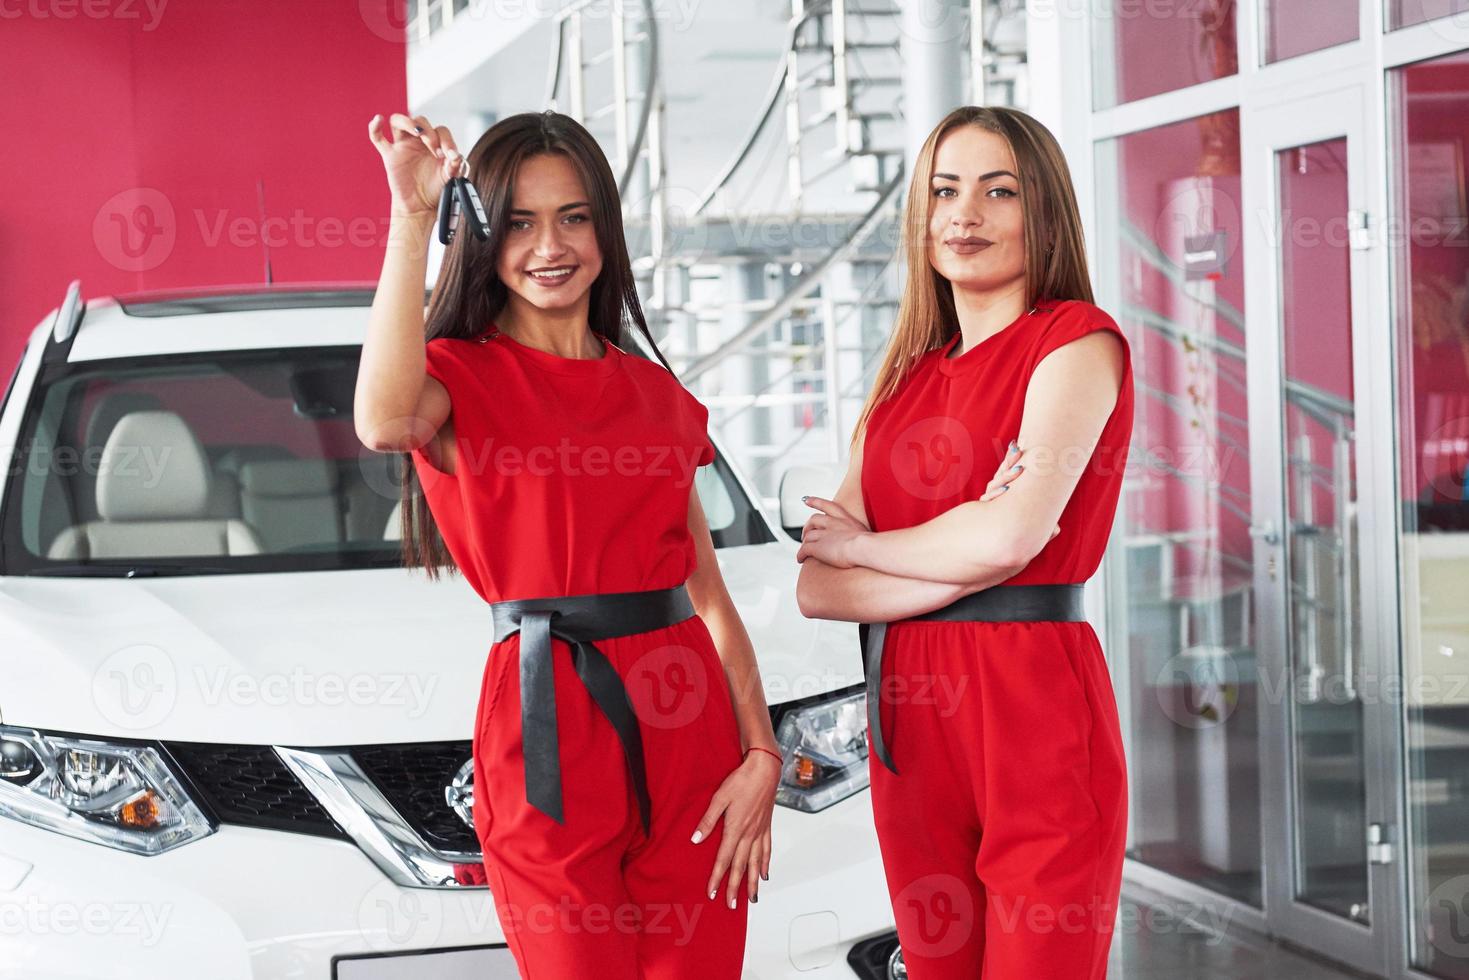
[367,112,465,218]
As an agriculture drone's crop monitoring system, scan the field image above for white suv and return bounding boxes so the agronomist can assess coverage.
[0,282,902,980]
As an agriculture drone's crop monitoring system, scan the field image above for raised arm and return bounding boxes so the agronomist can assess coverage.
[354,112,460,456]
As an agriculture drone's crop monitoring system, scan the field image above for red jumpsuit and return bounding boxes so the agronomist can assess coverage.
[410,325,748,979]
[859,298,1134,979]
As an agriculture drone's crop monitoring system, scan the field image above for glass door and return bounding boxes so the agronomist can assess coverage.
[1245,83,1399,976]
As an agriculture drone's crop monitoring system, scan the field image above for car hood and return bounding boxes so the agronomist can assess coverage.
[0,543,861,744]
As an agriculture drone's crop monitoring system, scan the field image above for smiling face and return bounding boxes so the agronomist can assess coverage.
[926,125,1029,296]
[495,152,604,320]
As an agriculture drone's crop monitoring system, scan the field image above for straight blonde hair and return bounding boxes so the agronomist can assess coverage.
[850,106,1095,449]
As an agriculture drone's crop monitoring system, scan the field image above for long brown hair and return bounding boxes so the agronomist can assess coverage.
[850,106,1094,449]
[398,110,676,577]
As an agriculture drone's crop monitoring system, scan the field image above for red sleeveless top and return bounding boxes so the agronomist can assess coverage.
[409,325,714,604]
[860,297,1134,584]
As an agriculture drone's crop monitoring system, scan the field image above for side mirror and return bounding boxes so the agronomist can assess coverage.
[776,463,848,542]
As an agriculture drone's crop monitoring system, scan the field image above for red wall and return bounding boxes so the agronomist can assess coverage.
[0,0,409,376]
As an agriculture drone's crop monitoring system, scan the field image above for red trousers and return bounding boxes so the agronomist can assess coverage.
[867,619,1128,979]
[470,614,749,978]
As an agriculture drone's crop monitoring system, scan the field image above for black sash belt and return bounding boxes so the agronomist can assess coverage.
[488,584,696,835]
[857,583,1087,775]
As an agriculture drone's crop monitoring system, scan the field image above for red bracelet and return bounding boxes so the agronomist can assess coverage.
[744,746,783,767]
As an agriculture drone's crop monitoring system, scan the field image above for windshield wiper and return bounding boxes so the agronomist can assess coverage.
[30,562,240,578]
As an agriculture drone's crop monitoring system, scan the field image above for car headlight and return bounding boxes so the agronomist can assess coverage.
[0,726,212,854]
[773,688,869,812]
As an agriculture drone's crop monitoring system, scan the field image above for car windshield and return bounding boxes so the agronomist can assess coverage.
[1,344,771,577]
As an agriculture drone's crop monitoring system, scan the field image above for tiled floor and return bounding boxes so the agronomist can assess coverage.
[1112,892,1379,980]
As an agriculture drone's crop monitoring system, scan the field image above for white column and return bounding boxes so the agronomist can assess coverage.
[900,0,966,167]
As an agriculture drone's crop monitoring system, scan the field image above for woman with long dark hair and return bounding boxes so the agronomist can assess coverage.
[795,105,1134,979]
[355,109,780,979]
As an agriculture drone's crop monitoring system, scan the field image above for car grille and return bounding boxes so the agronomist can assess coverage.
[353,741,477,854]
[160,704,790,858]
[162,741,348,840]
[161,739,478,853]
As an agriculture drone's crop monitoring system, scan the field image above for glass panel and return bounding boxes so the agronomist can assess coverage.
[1275,137,1370,923]
[1262,0,1358,63]
[1390,0,1469,29]
[1394,50,1469,980]
[1091,1,1239,110]
[1097,109,1263,906]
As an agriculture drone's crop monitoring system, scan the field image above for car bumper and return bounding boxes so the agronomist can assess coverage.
[0,788,894,979]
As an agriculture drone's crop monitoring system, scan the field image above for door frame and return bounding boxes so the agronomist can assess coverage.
[1243,79,1404,978]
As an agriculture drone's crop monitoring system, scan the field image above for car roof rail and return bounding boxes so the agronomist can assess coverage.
[51,279,83,344]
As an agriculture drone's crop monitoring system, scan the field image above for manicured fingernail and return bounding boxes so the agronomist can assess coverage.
[751,893,759,903]
[801,495,809,502]
[709,888,716,900]
[691,830,703,843]
[1009,440,1018,453]
[761,872,769,880]
[999,484,1010,493]
[1009,464,1022,473]
[728,895,736,908]
[414,125,424,132]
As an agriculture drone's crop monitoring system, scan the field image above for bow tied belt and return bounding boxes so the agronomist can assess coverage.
[489,584,696,835]
[857,583,1087,775]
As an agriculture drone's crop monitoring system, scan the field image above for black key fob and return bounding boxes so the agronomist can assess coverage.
[437,176,489,245]
[436,178,457,245]
[454,178,490,241]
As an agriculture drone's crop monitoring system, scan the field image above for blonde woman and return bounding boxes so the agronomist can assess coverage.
[796,105,1134,979]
